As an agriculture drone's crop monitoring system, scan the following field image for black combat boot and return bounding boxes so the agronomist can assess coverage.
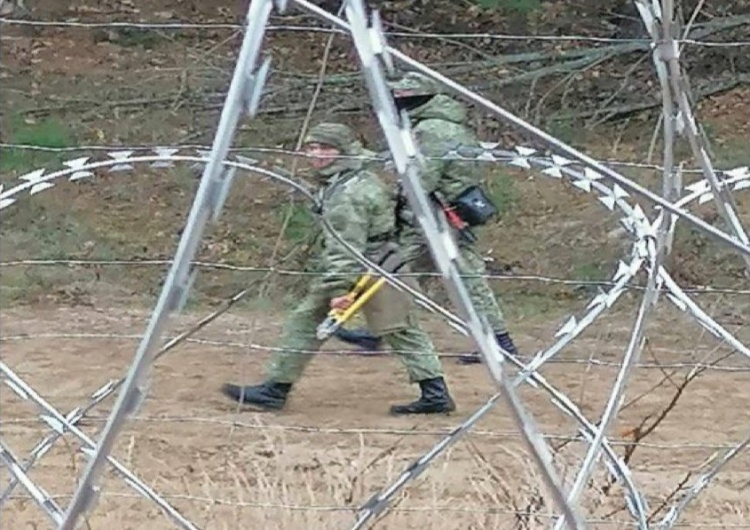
[390,377,456,415]
[334,327,383,353]
[221,381,292,411]
[456,332,518,365]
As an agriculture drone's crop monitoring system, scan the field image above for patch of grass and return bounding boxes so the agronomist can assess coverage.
[502,291,569,320]
[545,112,589,147]
[1,114,74,175]
[474,0,542,14]
[0,268,61,307]
[111,28,168,49]
[711,137,750,169]
[687,120,748,169]
[572,262,607,282]
[0,196,121,305]
[0,200,101,260]
[486,172,519,217]
[277,201,315,244]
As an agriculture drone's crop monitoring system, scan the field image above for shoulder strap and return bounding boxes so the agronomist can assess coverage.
[317,169,365,213]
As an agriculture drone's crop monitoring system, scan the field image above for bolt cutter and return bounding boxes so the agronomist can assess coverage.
[315,273,386,340]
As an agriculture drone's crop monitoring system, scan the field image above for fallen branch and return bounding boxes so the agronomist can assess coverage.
[17,14,749,123]
[22,92,321,119]
[585,52,652,129]
[544,332,733,521]
[558,74,749,124]
[602,340,734,496]
[491,52,621,91]
[644,471,694,523]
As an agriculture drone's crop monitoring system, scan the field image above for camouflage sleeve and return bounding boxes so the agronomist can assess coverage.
[416,120,479,195]
[414,122,448,194]
[318,185,370,298]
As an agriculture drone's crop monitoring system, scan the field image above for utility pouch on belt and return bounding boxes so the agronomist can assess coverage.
[431,190,478,244]
[450,184,498,227]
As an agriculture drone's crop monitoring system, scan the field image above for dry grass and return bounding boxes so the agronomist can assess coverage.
[1,305,750,529]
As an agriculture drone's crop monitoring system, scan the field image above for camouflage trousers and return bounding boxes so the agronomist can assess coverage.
[399,229,508,334]
[266,281,444,384]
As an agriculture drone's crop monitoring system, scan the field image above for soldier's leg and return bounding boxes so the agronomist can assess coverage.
[381,312,456,415]
[455,244,519,365]
[340,237,520,365]
[383,313,444,383]
[360,264,456,415]
[457,244,508,332]
[265,291,330,382]
[221,289,329,410]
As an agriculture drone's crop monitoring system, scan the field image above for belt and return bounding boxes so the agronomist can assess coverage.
[369,232,394,244]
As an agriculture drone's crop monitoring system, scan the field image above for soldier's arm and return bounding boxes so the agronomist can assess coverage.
[414,123,451,193]
[318,190,370,298]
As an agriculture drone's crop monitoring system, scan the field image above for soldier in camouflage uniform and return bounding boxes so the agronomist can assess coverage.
[334,71,520,365]
[221,122,456,415]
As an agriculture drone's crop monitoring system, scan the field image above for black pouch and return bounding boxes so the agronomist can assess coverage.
[451,185,498,227]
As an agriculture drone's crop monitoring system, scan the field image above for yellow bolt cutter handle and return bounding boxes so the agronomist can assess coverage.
[316,276,387,340]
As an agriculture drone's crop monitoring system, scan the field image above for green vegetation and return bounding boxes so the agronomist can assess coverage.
[486,172,519,217]
[473,0,542,14]
[1,115,74,175]
[277,201,316,244]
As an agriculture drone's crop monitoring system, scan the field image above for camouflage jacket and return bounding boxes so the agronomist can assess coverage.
[313,154,396,297]
[408,94,485,200]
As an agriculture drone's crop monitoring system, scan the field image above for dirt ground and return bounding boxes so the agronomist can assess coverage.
[1,303,749,529]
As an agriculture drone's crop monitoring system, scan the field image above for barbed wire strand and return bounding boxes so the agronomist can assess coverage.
[5,414,750,452]
[0,288,250,507]
[659,430,750,528]
[0,141,741,176]
[0,150,736,367]
[0,440,64,525]
[1,146,748,524]
[2,16,750,47]
[2,17,640,530]
[0,361,201,530]
[3,489,750,526]
[290,3,749,529]
[3,258,750,295]
[306,3,750,257]
[4,331,750,370]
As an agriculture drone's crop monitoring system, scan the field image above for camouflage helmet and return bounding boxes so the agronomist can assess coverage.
[388,71,442,98]
[302,122,361,155]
